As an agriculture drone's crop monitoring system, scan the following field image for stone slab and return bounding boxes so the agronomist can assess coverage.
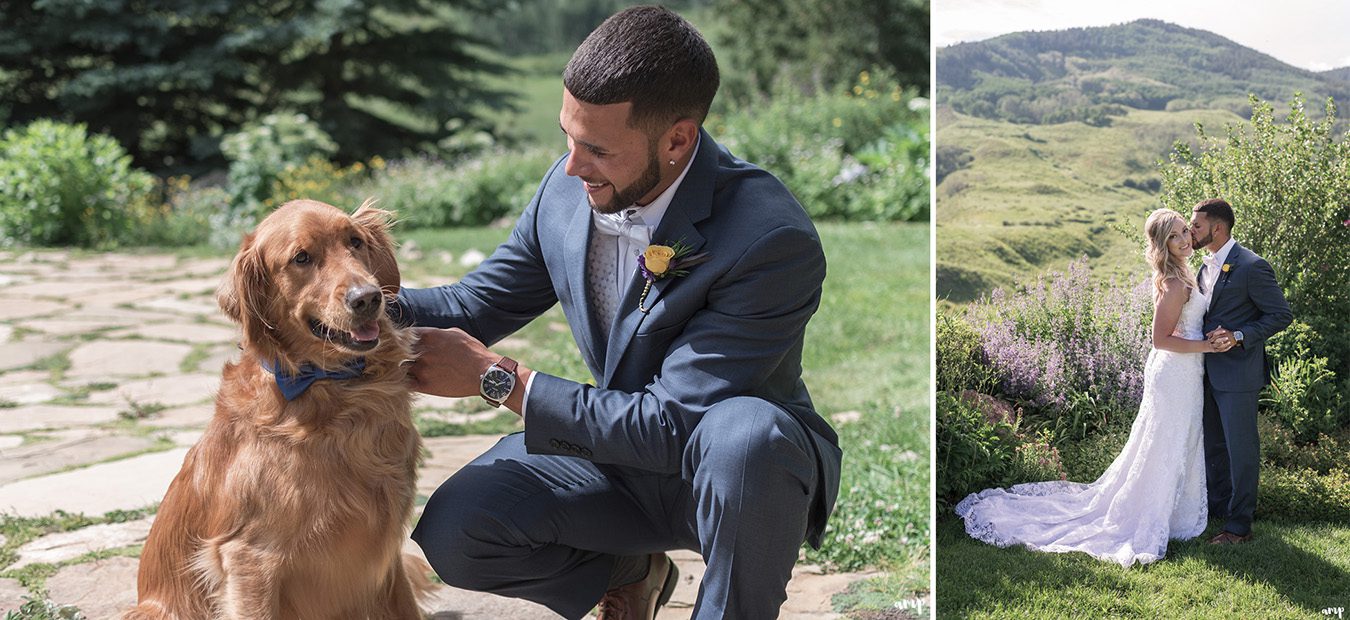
[0,299,69,322]
[0,577,28,613]
[0,434,157,485]
[132,296,220,317]
[0,405,122,433]
[0,342,69,373]
[0,381,64,406]
[0,325,11,342]
[109,322,238,345]
[43,555,139,620]
[190,346,239,375]
[2,280,130,301]
[0,436,22,450]
[0,448,188,517]
[11,317,133,337]
[416,435,504,497]
[11,517,155,570]
[65,341,193,379]
[85,373,219,409]
[141,403,215,429]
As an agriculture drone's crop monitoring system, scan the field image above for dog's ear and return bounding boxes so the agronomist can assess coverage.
[353,198,401,295]
[217,232,278,356]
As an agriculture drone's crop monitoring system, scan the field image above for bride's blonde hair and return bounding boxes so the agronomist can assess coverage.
[1144,208,1196,300]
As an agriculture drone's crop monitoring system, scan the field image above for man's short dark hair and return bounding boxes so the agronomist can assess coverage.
[563,5,719,132]
[1193,198,1235,231]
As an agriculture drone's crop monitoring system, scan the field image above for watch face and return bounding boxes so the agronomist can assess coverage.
[482,367,515,401]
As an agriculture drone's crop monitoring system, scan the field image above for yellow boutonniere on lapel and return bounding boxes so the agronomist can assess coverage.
[1221,264,1231,273]
[637,239,709,313]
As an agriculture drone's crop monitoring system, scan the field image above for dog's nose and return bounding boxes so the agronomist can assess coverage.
[346,284,382,316]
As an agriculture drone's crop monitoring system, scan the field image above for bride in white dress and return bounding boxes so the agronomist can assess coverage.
[956,208,1234,567]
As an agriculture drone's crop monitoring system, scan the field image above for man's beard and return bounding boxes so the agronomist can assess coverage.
[1194,230,1214,249]
[591,145,663,214]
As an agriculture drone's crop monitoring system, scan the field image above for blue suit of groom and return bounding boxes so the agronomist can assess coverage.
[398,129,842,619]
[1200,241,1291,537]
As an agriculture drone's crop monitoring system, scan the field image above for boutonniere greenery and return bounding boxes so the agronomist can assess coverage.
[637,240,709,313]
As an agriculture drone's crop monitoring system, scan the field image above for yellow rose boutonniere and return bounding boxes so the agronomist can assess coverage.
[637,239,709,313]
[1221,264,1231,273]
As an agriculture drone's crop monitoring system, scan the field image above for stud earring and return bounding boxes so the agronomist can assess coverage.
[668,159,676,165]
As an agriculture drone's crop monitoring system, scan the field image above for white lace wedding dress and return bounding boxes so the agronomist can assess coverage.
[955,288,1209,567]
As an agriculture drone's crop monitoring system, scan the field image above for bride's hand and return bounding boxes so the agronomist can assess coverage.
[1208,337,1235,353]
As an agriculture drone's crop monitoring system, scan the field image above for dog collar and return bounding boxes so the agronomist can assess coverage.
[261,358,366,401]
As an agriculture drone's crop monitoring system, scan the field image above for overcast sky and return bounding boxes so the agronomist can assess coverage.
[934,0,1350,72]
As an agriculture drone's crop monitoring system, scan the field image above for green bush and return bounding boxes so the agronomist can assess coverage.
[1260,414,1348,475]
[936,392,1017,507]
[0,120,155,248]
[221,112,338,216]
[1258,467,1350,522]
[356,148,557,229]
[1261,320,1345,442]
[936,311,996,394]
[713,69,929,222]
[3,597,84,620]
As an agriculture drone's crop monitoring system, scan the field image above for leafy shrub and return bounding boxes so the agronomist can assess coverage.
[936,310,996,394]
[3,597,84,620]
[967,257,1153,441]
[1260,414,1348,475]
[936,392,1017,507]
[1261,320,1345,442]
[220,112,338,216]
[1258,467,1350,522]
[713,70,929,222]
[126,176,222,247]
[0,120,155,248]
[267,155,374,212]
[356,148,557,229]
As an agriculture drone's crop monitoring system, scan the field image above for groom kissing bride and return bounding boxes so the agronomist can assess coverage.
[957,198,1292,567]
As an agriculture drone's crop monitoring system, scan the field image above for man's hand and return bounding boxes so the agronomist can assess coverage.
[1206,326,1235,352]
[407,327,531,414]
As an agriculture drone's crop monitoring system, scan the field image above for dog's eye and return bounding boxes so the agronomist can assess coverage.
[350,236,364,250]
[293,250,311,265]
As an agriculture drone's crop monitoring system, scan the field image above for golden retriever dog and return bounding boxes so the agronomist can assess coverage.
[125,199,427,619]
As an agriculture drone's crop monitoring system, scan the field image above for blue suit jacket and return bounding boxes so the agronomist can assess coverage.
[398,130,842,547]
[1201,242,1292,392]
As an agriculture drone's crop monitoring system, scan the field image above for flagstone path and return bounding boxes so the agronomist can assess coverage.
[0,249,881,619]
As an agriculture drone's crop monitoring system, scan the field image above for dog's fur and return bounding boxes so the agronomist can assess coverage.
[125,199,427,619]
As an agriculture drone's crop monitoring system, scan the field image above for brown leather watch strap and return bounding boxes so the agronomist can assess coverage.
[497,356,518,373]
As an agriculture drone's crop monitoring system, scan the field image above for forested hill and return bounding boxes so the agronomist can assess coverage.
[936,19,1350,124]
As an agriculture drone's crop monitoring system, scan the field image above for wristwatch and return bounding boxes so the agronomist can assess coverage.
[479,356,518,408]
[1233,331,1244,347]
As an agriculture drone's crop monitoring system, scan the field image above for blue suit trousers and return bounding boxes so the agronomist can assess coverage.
[412,397,819,619]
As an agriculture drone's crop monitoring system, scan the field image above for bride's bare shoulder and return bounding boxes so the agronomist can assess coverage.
[1157,276,1192,303]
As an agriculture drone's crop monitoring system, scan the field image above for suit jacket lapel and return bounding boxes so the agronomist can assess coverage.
[565,193,605,376]
[602,130,717,385]
[1212,243,1245,306]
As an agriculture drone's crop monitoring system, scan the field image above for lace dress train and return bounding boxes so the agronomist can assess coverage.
[955,290,1209,567]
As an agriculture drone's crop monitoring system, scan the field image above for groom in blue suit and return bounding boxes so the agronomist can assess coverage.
[1190,198,1291,545]
[396,6,841,619]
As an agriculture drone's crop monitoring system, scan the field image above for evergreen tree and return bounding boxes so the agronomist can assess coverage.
[0,0,510,172]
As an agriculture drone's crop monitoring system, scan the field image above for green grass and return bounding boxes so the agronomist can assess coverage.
[935,105,1243,304]
[936,516,1350,619]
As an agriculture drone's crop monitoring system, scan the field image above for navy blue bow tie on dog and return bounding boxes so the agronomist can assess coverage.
[262,358,367,401]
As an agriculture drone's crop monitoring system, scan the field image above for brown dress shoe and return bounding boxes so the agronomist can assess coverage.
[596,553,679,620]
[1207,530,1254,544]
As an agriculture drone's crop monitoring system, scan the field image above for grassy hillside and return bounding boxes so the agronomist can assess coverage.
[938,19,1350,126]
[935,105,1243,303]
